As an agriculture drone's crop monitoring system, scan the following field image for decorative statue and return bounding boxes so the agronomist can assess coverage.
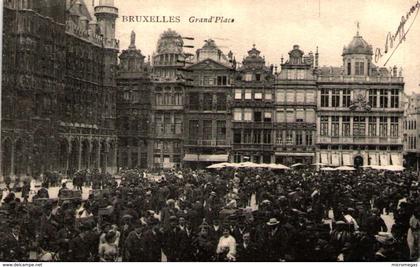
[129,30,136,49]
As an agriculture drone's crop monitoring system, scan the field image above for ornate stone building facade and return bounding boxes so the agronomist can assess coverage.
[274,45,317,165]
[1,0,119,178]
[231,45,275,163]
[403,93,420,170]
[183,40,234,168]
[150,29,187,169]
[316,31,404,168]
[116,31,151,169]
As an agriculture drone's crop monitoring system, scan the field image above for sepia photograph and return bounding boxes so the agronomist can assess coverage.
[0,0,420,264]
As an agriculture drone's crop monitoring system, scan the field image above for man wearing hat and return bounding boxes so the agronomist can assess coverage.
[193,221,216,261]
[124,224,146,261]
[162,215,183,261]
[143,221,163,261]
[160,199,179,231]
[261,218,288,261]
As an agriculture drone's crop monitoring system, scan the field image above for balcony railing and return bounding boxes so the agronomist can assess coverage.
[317,75,403,83]
[186,139,229,146]
[317,136,402,144]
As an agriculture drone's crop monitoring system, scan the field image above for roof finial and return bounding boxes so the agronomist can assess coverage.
[253,43,256,49]
[129,30,136,49]
[356,21,360,36]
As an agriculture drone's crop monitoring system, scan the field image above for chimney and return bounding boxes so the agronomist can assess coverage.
[315,46,319,69]
[393,65,398,77]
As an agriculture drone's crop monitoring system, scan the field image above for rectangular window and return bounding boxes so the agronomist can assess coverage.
[203,93,213,111]
[305,131,313,145]
[216,93,226,111]
[265,92,272,100]
[355,61,364,75]
[342,89,351,107]
[379,117,388,137]
[369,89,378,108]
[189,92,200,110]
[331,89,340,107]
[296,91,305,103]
[296,109,304,122]
[255,74,261,81]
[216,120,226,141]
[295,131,303,145]
[286,131,293,145]
[390,117,398,137]
[244,73,252,81]
[321,89,329,107]
[234,89,242,100]
[243,130,252,143]
[244,89,252,100]
[233,130,241,144]
[306,90,315,104]
[276,110,285,123]
[244,109,252,121]
[164,114,172,134]
[233,109,242,121]
[276,91,285,103]
[155,115,163,135]
[368,117,377,137]
[263,130,271,144]
[390,89,399,108]
[353,116,366,137]
[286,110,294,123]
[189,120,199,143]
[264,112,272,122]
[331,116,339,137]
[254,111,262,122]
[203,120,212,141]
[253,130,261,144]
[306,109,316,123]
[254,92,263,100]
[347,62,351,75]
[380,89,388,108]
[286,90,295,103]
[320,116,329,136]
[175,116,182,134]
[276,130,283,144]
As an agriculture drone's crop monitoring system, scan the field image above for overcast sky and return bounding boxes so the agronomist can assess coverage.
[113,0,420,93]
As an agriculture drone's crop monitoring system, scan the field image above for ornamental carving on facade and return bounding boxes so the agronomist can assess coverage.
[349,93,371,112]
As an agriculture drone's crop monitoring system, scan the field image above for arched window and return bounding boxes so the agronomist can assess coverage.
[347,61,351,75]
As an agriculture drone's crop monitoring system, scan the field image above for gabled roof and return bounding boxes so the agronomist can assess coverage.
[67,0,93,21]
[187,58,233,70]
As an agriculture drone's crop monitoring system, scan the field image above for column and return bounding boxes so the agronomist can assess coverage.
[365,117,369,137]
[66,145,71,176]
[103,143,108,172]
[350,117,354,136]
[387,117,391,137]
[328,90,332,107]
[328,116,332,136]
[377,90,380,108]
[78,141,82,171]
[376,116,380,136]
[339,116,343,137]
[10,142,15,176]
[96,143,101,170]
[87,142,92,170]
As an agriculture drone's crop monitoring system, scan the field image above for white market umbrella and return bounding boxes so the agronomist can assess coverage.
[266,163,290,170]
[291,163,305,168]
[335,166,356,171]
[320,167,337,171]
[237,162,261,168]
[312,163,327,166]
[382,165,405,171]
[207,162,228,169]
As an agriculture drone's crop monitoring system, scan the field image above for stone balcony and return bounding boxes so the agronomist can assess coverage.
[317,75,404,83]
[317,136,403,145]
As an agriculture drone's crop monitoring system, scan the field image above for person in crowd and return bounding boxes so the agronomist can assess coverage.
[98,230,119,262]
[216,225,236,261]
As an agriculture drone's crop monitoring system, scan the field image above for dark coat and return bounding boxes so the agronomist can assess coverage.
[143,228,162,262]
[124,229,146,261]
[236,241,259,262]
[162,226,183,261]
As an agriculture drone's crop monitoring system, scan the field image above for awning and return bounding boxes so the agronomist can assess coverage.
[342,154,352,166]
[391,153,402,166]
[331,154,340,166]
[321,153,329,164]
[380,154,390,166]
[183,154,229,162]
[275,152,314,157]
[369,153,378,166]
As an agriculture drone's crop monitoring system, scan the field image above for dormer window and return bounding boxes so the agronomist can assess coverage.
[347,62,351,75]
[355,61,364,75]
[255,74,261,81]
[244,73,252,81]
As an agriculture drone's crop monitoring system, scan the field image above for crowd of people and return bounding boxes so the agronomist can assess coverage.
[0,166,419,262]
